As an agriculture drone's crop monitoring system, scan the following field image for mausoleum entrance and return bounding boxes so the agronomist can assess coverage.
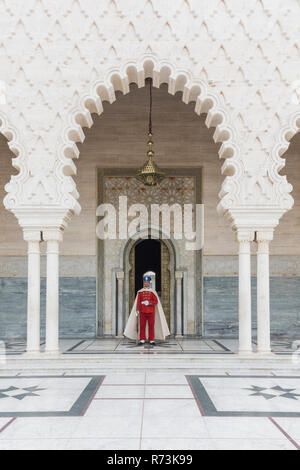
[98,169,202,338]
[129,238,171,329]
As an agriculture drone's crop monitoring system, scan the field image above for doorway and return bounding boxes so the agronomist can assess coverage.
[135,239,161,294]
[129,238,171,328]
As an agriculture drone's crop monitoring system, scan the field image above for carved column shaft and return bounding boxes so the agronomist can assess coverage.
[117,271,125,336]
[24,230,42,354]
[44,229,63,355]
[237,230,254,354]
[256,230,273,354]
[175,271,183,336]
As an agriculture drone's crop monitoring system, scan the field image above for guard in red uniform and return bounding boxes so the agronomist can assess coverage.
[137,276,158,345]
[124,275,170,344]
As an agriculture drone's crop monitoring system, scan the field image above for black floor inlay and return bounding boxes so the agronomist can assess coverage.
[187,375,300,417]
[0,375,105,417]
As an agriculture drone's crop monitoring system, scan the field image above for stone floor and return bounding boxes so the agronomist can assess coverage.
[3,337,299,356]
[0,370,299,450]
[0,338,299,450]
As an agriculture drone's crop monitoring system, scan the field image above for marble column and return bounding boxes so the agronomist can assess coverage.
[175,271,183,337]
[256,230,273,354]
[116,271,125,336]
[237,230,254,354]
[44,229,63,355]
[24,230,42,354]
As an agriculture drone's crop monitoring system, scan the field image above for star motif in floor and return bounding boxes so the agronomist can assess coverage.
[245,385,300,400]
[0,385,46,400]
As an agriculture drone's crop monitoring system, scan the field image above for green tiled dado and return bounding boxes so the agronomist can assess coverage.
[0,277,96,339]
[0,276,300,339]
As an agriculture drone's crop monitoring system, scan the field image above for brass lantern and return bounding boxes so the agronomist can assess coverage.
[136,78,165,186]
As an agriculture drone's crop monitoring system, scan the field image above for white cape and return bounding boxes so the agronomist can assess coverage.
[124,288,170,340]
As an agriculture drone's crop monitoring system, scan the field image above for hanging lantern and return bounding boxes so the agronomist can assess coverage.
[136,78,165,186]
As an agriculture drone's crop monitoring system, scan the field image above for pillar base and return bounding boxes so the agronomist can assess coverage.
[256,350,273,356]
[24,350,42,356]
[238,349,253,355]
[44,350,61,356]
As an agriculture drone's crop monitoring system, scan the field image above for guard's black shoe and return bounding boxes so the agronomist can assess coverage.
[138,340,145,346]
[150,341,155,346]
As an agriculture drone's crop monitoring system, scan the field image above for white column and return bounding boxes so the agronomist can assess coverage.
[175,271,183,337]
[24,230,42,354]
[256,230,273,354]
[44,229,63,355]
[237,230,254,354]
[116,271,125,336]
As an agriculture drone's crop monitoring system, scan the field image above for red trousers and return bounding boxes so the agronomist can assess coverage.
[140,311,155,341]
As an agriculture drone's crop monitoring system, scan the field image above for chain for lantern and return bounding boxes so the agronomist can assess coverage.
[136,78,165,186]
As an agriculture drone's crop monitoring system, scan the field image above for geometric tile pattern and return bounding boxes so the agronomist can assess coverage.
[0,386,46,400]
[0,376,104,417]
[63,338,232,355]
[245,385,300,401]
[0,371,299,450]
[3,338,298,356]
[187,376,300,417]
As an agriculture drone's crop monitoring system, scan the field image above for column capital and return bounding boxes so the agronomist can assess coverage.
[23,229,42,243]
[116,271,125,280]
[175,270,184,280]
[13,208,73,232]
[43,228,64,242]
[256,229,274,243]
[236,229,255,243]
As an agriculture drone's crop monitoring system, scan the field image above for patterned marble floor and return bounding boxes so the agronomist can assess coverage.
[0,370,299,450]
[63,338,233,355]
[2,337,300,356]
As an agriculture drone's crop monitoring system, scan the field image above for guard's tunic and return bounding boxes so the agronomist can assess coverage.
[137,289,158,341]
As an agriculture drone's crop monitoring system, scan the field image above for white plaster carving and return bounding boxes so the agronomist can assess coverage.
[104,176,195,210]
[0,0,299,231]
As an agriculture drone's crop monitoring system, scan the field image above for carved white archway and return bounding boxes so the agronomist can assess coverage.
[269,109,300,211]
[1,0,300,359]
[58,58,242,220]
[2,56,247,232]
[0,112,27,210]
[0,0,298,232]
